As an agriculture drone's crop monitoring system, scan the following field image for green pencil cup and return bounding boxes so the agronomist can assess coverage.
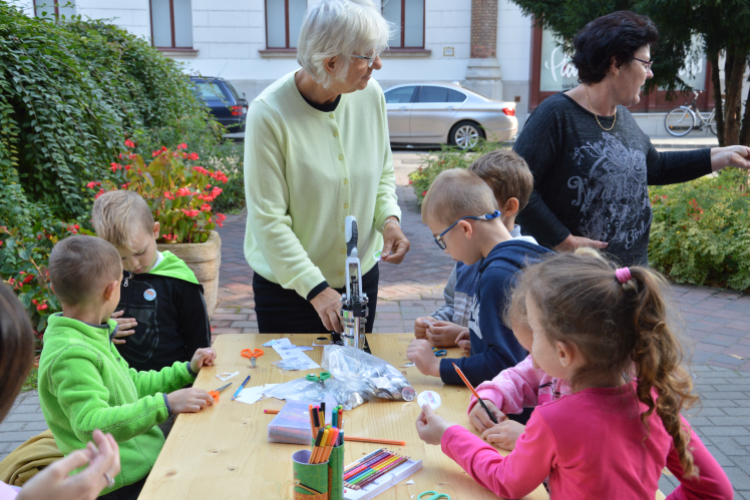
[328,443,344,500]
[292,449,329,500]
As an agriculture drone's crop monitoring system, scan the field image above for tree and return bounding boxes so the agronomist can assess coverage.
[511,0,750,147]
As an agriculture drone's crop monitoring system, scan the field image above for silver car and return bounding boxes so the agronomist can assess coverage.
[384,83,518,149]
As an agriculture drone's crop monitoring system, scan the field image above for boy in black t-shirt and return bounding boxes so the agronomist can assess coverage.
[92,191,211,372]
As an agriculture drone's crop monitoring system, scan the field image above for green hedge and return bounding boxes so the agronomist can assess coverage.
[649,168,750,292]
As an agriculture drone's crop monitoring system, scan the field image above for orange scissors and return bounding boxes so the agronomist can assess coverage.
[241,348,264,368]
[208,382,232,403]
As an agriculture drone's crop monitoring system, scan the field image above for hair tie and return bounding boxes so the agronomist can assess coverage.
[615,267,632,284]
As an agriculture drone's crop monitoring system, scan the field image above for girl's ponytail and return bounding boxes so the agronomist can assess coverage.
[625,267,698,478]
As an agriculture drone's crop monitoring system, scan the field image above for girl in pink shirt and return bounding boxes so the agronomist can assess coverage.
[416,252,733,500]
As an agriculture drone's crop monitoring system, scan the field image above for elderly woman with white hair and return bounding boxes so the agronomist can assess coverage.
[243,0,410,336]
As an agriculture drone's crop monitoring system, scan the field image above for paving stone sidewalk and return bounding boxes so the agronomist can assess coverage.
[2,152,748,498]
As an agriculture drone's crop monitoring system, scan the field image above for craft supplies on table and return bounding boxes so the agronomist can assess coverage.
[268,396,337,445]
[208,382,232,403]
[241,348,264,368]
[272,338,320,371]
[342,448,423,500]
[231,375,251,402]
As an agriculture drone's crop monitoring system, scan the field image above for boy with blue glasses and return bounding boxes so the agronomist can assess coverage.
[407,168,552,395]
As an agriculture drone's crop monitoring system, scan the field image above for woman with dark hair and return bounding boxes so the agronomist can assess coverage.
[0,283,121,500]
[514,11,750,266]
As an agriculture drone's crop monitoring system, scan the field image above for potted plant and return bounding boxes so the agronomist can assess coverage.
[88,141,227,316]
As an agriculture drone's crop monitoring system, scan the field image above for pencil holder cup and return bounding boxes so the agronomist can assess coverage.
[292,450,329,500]
[328,443,344,500]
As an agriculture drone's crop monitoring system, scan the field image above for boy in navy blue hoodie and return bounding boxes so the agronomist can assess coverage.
[407,168,552,389]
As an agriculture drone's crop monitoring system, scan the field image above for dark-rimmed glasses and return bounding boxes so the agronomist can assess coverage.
[632,57,654,70]
[352,50,382,68]
[433,210,501,250]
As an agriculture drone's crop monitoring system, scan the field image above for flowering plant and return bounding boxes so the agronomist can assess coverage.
[87,142,228,244]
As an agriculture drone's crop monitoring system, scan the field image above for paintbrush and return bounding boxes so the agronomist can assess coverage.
[452,362,499,424]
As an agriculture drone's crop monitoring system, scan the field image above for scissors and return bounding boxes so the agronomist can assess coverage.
[417,492,450,500]
[306,371,331,386]
[241,348,264,367]
[432,347,447,357]
[208,382,232,403]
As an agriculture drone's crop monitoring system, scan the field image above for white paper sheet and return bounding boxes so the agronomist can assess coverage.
[234,383,278,405]
[272,339,320,370]
[216,371,239,382]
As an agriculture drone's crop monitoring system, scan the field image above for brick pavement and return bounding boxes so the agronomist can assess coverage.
[2,151,749,497]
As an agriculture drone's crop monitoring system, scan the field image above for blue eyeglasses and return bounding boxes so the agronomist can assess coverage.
[433,211,501,250]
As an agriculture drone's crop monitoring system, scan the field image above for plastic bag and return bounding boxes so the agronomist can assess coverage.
[322,345,416,402]
[263,376,370,410]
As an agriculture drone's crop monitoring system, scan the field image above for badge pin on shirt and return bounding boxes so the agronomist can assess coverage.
[143,289,157,301]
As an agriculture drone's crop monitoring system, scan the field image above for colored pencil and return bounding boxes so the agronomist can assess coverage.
[338,408,343,430]
[343,451,391,479]
[320,402,326,425]
[320,428,339,463]
[231,375,251,401]
[312,406,321,437]
[344,449,385,473]
[309,428,325,464]
[348,457,409,490]
[343,436,406,446]
[332,409,338,428]
[263,409,280,414]
[346,455,400,484]
[452,362,499,424]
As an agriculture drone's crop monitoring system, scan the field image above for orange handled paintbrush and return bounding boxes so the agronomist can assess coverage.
[452,363,499,425]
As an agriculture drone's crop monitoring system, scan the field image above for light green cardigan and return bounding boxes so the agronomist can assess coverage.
[243,71,401,298]
[38,314,195,495]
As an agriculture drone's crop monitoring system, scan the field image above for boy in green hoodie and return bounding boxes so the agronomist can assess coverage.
[40,236,216,499]
[91,191,211,373]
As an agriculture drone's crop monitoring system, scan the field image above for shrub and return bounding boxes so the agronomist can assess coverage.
[408,140,509,205]
[203,141,245,214]
[89,142,228,244]
[649,168,750,291]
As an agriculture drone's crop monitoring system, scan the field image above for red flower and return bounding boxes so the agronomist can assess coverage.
[36,303,48,311]
[192,166,209,175]
[95,188,106,199]
[175,187,192,197]
[164,191,175,200]
[74,224,80,230]
[86,181,101,189]
[422,191,427,196]
[214,213,227,228]
[121,183,130,189]
[205,184,212,189]
[23,274,34,284]
[201,203,211,212]
[181,209,200,217]
[187,152,199,161]
[125,139,135,148]
[178,143,188,150]
[210,171,229,183]
[110,162,121,172]
[32,299,38,305]
[124,165,132,171]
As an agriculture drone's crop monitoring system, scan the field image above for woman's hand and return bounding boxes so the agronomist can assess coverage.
[416,405,455,446]
[17,430,120,500]
[469,399,506,433]
[310,287,343,333]
[553,234,608,253]
[110,310,137,345]
[481,420,526,451]
[711,145,750,171]
[380,218,410,264]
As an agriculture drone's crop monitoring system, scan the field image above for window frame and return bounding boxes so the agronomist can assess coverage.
[529,20,714,112]
[383,0,425,49]
[265,0,299,50]
[32,1,75,20]
[149,0,194,50]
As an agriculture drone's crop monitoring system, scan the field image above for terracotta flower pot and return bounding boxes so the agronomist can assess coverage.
[157,230,221,317]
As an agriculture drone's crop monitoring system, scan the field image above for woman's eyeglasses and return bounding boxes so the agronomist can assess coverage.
[632,57,654,70]
[352,50,382,68]
[433,211,501,250]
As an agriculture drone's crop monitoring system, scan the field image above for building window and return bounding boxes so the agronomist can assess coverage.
[379,0,424,48]
[33,1,76,21]
[266,0,307,49]
[150,0,193,49]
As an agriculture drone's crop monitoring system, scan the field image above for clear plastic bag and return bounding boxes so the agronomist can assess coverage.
[322,345,416,402]
[262,376,370,410]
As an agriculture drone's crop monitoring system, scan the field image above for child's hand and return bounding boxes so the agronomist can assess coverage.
[456,330,471,357]
[416,405,455,446]
[481,420,526,451]
[426,321,464,347]
[17,429,120,500]
[167,388,213,413]
[110,310,137,345]
[407,339,440,377]
[190,347,216,374]
[414,316,437,339]
[469,399,506,433]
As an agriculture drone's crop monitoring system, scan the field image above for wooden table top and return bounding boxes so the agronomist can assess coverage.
[137,334,549,500]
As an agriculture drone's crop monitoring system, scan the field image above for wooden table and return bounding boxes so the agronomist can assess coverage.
[138,334,548,500]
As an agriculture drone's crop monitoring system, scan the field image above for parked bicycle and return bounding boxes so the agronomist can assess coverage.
[664,89,719,137]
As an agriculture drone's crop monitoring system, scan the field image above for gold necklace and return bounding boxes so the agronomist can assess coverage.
[584,85,617,131]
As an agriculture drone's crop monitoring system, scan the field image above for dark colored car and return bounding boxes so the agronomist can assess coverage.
[190,76,248,133]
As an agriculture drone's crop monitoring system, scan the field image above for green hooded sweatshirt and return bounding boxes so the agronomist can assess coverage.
[38,314,196,495]
[147,251,200,284]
